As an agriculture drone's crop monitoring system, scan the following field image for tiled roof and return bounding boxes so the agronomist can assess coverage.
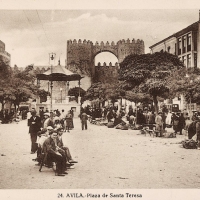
[43,64,75,75]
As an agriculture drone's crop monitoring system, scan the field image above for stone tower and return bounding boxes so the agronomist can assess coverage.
[66,38,145,83]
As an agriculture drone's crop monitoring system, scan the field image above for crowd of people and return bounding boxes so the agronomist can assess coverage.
[23,104,200,176]
[28,108,79,177]
[82,105,200,144]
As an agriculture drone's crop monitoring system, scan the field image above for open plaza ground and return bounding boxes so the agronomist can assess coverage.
[0,118,200,189]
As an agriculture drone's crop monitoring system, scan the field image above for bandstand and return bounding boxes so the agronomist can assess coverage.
[36,61,83,117]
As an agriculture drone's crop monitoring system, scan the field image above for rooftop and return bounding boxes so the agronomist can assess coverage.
[149,21,199,49]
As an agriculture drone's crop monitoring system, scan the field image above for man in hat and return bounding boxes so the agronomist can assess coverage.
[43,111,54,129]
[178,112,186,135]
[65,110,72,132]
[43,130,67,176]
[28,109,42,154]
[80,109,88,130]
[192,111,198,121]
[41,112,50,128]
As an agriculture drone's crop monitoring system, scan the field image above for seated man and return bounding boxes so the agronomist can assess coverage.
[42,130,67,176]
[34,127,53,164]
[55,127,78,167]
[34,128,48,163]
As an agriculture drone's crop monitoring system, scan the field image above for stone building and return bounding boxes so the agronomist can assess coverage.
[149,13,200,112]
[66,38,145,84]
[149,14,200,69]
[95,62,119,84]
[0,40,11,64]
[34,38,145,114]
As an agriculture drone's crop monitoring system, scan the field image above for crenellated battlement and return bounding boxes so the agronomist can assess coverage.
[67,38,144,48]
[117,38,144,45]
[94,62,119,84]
[67,39,93,45]
[96,62,119,67]
[66,38,145,82]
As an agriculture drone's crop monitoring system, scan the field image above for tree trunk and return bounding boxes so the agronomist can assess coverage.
[118,98,122,112]
[14,103,17,112]
[135,101,138,124]
[153,95,158,114]
[1,100,5,120]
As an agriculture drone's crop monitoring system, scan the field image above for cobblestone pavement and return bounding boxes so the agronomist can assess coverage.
[0,118,200,189]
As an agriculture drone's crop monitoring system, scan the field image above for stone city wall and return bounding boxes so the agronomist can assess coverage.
[66,38,145,83]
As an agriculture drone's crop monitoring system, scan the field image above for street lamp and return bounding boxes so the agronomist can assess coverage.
[78,79,81,115]
[60,88,62,103]
[78,80,81,97]
[49,52,56,111]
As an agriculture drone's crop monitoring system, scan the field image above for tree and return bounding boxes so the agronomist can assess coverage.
[9,64,39,110]
[37,89,50,103]
[68,86,86,103]
[0,59,13,115]
[83,82,105,102]
[119,52,185,114]
[68,87,86,98]
[83,82,121,106]
[173,67,200,104]
[1,63,50,113]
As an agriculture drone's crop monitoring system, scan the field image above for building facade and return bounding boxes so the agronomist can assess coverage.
[149,16,200,111]
[0,40,11,64]
[149,20,200,69]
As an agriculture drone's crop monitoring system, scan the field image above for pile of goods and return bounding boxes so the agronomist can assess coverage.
[182,139,197,149]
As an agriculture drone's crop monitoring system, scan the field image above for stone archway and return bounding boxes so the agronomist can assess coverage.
[94,51,118,84]
[66,38,144,83]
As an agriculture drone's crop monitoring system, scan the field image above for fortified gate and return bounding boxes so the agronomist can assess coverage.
[65,38,145,83]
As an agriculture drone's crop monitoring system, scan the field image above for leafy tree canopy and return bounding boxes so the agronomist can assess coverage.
[84,82,122,104]
[0,62,49,112]
[173,67,200,104]
[119,52,185,113]
[68,87,86,98]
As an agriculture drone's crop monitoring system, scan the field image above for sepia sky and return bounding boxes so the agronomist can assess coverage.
[0,7,199,67]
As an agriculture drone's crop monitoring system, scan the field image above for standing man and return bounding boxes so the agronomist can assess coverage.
[27,109,32,126]
[155,112,163,137]
[70,108,74,129]
[80,109,88,130]
[28,110,42,154]
[178,113,186,135]
[65,110,72,132]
